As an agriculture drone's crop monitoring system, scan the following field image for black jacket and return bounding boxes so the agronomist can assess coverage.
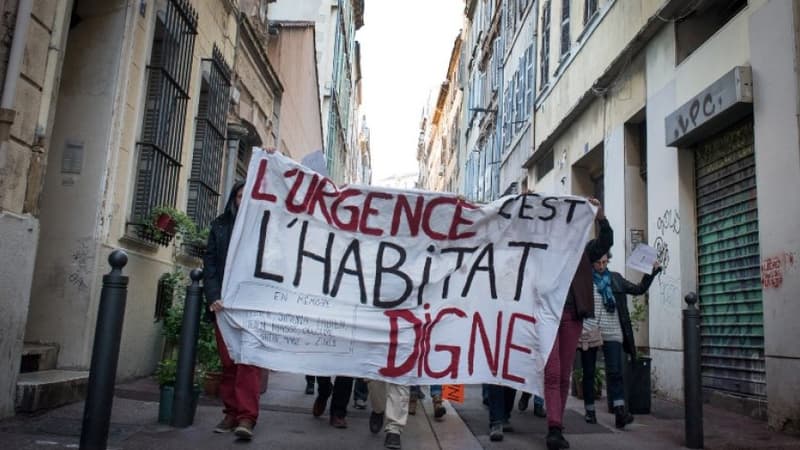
[202,181,245,320]
[609,268,661,358]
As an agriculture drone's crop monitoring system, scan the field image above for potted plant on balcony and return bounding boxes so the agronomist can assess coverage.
[139,206,195,246]
[182,226,210,258]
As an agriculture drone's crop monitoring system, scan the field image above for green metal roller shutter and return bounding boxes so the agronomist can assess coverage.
[694,119,765,399]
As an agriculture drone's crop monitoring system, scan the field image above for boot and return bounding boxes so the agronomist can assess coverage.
[614,405,634,429]
[408,394,417,415]
[545,426,569,449]
[432,394,446,419]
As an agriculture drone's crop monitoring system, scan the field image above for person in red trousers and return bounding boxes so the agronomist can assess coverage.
[544,197,612,450]
[203,181,263,441]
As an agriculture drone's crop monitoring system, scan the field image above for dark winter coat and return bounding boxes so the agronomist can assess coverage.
[202,181,245,321]
[567,218,614,319]
[608,268,661,358]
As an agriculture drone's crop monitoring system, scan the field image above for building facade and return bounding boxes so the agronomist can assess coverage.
[266,19,325,163]
[268,0,366,184]
[523,0,800,431]
[0,0,330,417]
[417,35,462,194]
[420,0,800,432]
[0,0,74,418]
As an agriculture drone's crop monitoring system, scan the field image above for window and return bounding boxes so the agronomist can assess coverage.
[506,0,516,40]
[491,38,502,93]
[131,0,198,225]
[540,2,551,89]
[675,0,747,64]
[536,148,555,180]
[515,70,524,132]
[560,0,571,57]
[502,85,511,149]
[187,46,231,231]
[525,43,534,112]
[583,0,598,24]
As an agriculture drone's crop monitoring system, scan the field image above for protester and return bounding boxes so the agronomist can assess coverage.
[487,384,516,441]
[368,380,409,450]
[408,385,420,415]
[544,197,612,450]
[580,253,661,428]
[517,392,546,417]
[429,385,446,419]
[203,181,263,441]
[312,376,354,428]
[353,378,368,409]
[408,385,443,418]
[305,375,316,395]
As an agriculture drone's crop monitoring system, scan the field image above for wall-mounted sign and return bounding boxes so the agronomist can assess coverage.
[665,66,752,147]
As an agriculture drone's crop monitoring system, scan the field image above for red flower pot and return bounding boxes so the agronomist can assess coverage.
[154,213,177,235]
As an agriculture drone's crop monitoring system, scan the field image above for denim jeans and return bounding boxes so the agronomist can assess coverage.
[580,341,625,408]
[487,384,517,426]
[353,378,368,402]
[430,385,442,397]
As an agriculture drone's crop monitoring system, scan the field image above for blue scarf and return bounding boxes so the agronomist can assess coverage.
[592,270,616,313]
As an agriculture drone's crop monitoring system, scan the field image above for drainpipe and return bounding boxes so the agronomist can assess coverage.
[0,0,34,141]
[34,0,70,143]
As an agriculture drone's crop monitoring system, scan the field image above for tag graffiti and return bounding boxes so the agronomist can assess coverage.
[761,252,797,289]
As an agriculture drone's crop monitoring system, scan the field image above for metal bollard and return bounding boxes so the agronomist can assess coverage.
[171,268,204,427]
[80,250,129,450]
[683,292,704,449]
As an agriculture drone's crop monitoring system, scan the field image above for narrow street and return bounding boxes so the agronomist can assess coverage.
[2,372,798,450]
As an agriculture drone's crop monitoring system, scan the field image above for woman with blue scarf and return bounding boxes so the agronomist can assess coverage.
[578,252,661,429]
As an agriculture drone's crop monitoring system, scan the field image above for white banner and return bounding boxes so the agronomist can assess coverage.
[218,150,596,395]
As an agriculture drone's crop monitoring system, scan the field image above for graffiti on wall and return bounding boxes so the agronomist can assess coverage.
[761,252,797,289]
[653,208,680,274]
[68,238,93,293]
[653,208,681,308]
[656,209,681,236]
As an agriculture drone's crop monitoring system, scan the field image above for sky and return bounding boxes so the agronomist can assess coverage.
[358,1,464,186]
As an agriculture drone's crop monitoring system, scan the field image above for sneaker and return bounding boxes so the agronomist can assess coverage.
[213,415,236,433]
[518,393,530,411]
[330,415,348,429]
[432,395,446,419]
[489,423,504,442]
[234,420,255,440]
[614,406,634,429]
[585,410,597,424]
[534,402,547,418]
[408,395,417,415]
[384,432,401,449]
[305,381,314,395]
[546,426,569,449]
[369,411,385,434]
[354,398,367,409]
[502,420,514,432]
[313,395,328,417]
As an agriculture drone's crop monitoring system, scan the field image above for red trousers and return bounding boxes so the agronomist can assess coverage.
[214,322,262,423]
[544,309,582,429]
